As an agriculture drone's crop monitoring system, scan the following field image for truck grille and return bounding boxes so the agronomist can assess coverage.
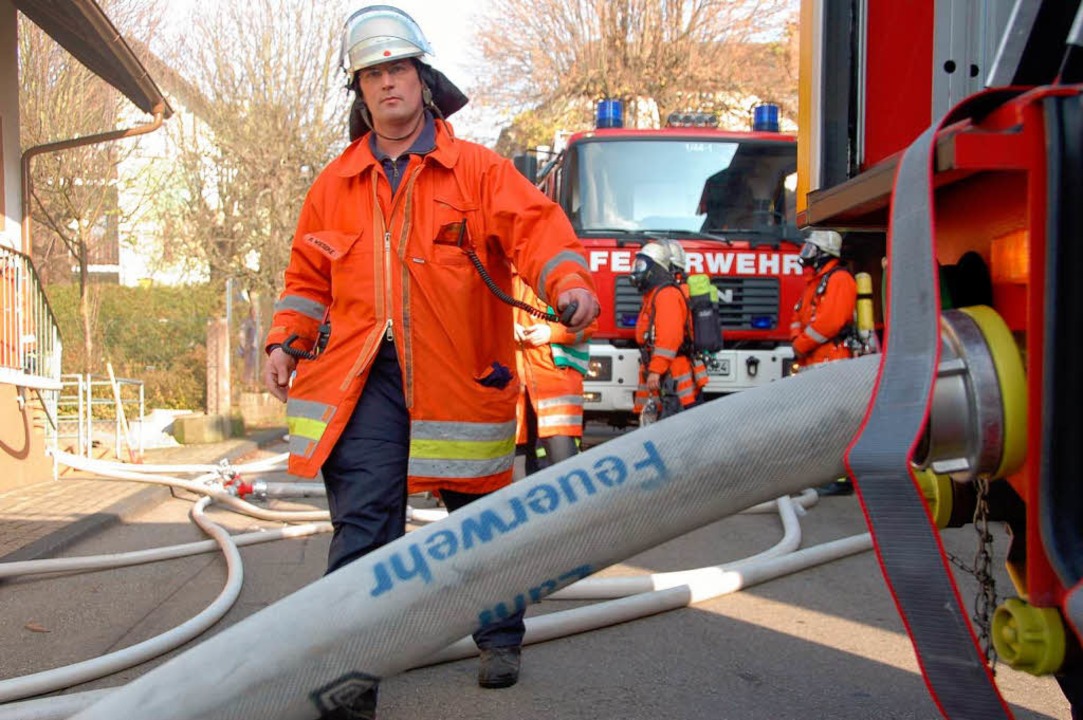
[613,277,643,328]
[612,276,780,331]
[714,277,780,330]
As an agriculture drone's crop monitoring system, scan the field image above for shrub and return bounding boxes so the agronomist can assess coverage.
[46,283,222,410]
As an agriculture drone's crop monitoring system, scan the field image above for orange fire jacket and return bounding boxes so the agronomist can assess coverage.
[266,119,595,494]
[512,273,596,442]
[789,259,857,368]
[633,283,708,413]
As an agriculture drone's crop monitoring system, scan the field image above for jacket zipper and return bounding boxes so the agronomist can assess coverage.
[384,229,393,340]
[341,166,419,390]
[338,175,395,391]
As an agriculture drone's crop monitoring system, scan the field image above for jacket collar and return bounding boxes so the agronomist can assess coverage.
[333,117,460,177]
[369,110,436,160]
[815,257,841,277]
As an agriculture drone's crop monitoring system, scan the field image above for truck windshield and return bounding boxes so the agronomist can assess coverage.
[571,138,798,240]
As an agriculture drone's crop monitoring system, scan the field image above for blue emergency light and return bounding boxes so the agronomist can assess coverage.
[751,316,775,329]
[752,104,780,132]
[596,99,624,129]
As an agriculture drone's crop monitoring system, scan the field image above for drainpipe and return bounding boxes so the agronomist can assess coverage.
[19,103,166,257]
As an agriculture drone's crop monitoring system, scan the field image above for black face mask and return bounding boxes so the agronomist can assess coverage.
[798,243,832,269]
[629,257,671,293]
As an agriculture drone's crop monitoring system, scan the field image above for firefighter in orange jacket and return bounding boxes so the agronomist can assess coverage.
[512,271,596,475]
[631,241,708,422]
[261,6,599,709]
[789,230,857,369]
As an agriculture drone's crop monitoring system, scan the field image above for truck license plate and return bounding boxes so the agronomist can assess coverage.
[710,358,731,376]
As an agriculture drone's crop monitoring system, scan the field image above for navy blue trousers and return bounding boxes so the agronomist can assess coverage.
[321,339,525,649]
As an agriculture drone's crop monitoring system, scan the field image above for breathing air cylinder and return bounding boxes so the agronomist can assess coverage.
[687,274,724,353]
[855,272,876,352]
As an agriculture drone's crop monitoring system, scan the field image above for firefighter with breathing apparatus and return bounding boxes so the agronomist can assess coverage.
[790,230,858,369]
[631,241,709,424]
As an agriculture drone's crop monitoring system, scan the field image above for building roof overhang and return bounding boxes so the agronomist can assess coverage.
[12,0,173,118]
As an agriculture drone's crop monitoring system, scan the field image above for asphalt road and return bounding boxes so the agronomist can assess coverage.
[0,442,1072,720]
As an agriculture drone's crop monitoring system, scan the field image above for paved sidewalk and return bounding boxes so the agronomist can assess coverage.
[0,427,287,563]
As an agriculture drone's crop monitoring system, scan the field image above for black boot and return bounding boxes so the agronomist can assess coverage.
[318,681,377,719]
[478,646,521,688]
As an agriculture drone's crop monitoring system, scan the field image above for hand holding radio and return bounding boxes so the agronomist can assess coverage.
[556,288,600,332]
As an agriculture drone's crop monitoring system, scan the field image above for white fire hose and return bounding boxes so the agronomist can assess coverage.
[55,354,877,720]
[0,497,242,703]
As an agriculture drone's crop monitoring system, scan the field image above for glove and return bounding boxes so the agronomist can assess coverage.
[522,324,552,347]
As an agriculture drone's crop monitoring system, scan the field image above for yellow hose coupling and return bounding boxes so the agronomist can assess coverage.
[991,597,1067,675]
[912,467,953,528]
[916,306,1026,482]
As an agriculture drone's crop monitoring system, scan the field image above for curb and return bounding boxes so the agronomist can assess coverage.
[1,427,287,564]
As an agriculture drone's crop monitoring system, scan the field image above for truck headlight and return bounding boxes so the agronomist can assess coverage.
[587,356,612,382]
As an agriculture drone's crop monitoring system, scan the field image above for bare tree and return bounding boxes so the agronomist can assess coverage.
[18,0,167,372]
[155,0,349,301]
[472,0,798,153]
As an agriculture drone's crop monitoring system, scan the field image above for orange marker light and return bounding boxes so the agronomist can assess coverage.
[991,229,1029,284]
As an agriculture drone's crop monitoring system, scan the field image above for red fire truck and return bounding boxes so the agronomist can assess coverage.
[527,102,806,427]
[799,0,1082,714]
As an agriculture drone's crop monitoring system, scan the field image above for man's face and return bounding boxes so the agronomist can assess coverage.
[358,59,423,129]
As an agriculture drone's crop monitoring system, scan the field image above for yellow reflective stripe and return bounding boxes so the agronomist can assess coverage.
[286,398,335,441]
[410,436,516,461]
[288,416,328,441]
[408,420,515,476]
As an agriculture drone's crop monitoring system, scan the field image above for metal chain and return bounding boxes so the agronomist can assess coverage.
[947,476,1000,673]
[972,476,999,672]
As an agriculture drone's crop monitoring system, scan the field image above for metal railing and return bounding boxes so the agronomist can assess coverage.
[0,245,62,392]
[56,373,145,460]
[1,245,63,447]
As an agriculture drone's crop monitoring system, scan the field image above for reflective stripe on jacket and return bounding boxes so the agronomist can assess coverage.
[268,119,595,493]
[789,259,857,368]
[513,272,596,441]
[632,284,707,413]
